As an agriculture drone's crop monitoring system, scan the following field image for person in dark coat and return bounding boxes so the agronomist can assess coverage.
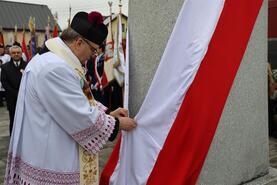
[0,43,11,107]
[86,44,110,107]
[0,45,27,135]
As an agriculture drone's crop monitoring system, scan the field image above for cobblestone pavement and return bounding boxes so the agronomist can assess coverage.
[1,104,277,185]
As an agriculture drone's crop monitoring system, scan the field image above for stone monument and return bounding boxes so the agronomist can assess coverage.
[128,0,275,184]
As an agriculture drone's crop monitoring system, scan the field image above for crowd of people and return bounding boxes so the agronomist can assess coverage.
[0,43,10,107]
[0,44,27,135]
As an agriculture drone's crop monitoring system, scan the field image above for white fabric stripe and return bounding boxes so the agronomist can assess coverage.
[123,30,129,109]
[110,0,225,184]
[118,13,126,73]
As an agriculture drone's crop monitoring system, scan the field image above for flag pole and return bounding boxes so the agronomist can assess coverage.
[118,0,125,107]
[68,4,71,28]
[48,16,50,27]
[28,16,37,57]
[14,24,17,43]
[108,1,113,41]
[47,16,50,38]
[108,1,113,110]
[33,17,36,47]
[119,0,122,14]
[43,16,50,47]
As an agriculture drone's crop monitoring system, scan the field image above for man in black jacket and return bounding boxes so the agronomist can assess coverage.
[0,45,27,135]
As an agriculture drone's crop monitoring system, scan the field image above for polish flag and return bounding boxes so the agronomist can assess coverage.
[101,0,263,184]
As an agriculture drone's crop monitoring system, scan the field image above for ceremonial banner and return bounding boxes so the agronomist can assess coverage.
[0,27,5,45]
[43,17,51,47]
[52,23,59,38]
[101,0,263,184]
[104,21,115,84]
[28,17,36,58]
[113,13,125,87]
[21,30,30,62]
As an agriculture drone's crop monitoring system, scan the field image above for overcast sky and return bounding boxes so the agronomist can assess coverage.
[11,0,128,29]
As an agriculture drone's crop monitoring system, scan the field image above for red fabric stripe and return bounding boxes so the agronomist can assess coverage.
[52,24,59,38]
[22,33,30,62]
[100,135,121,185]
[147,0,263,184]
[269,2,277,38]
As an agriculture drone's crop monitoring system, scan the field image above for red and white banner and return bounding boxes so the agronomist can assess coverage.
[101,0,263,184]
[104,21,115,84]
[21,31,30,62]
[113,13,125,87]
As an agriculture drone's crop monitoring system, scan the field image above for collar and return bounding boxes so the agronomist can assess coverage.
[45,37,85,77]
[13,60,20,66]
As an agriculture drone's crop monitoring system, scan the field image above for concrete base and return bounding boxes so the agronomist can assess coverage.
[244,168,277,185]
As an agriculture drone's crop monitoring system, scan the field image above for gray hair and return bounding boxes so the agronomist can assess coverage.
[60,27,81,43]
[9,45,22,53]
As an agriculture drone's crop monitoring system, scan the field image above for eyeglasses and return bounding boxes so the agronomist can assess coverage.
[81,38,99,55]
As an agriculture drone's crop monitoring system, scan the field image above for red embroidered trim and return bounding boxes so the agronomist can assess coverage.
[96,101,108,112]
[71,110,115,154]
[4,153,79,185]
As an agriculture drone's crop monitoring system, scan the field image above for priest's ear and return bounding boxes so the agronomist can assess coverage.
[72,37,86,53]
[75,37,83,47]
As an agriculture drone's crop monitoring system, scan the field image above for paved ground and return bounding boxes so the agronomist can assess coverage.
[270,137,277,169]
[0,105,9,184]
[1,104,277,185]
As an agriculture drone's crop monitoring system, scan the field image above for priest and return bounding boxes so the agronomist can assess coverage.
[4,11,136,185]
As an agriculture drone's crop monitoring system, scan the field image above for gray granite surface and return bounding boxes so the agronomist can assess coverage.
[198,0,268,184]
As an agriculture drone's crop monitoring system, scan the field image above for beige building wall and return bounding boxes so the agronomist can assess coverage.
[110,15,128,40]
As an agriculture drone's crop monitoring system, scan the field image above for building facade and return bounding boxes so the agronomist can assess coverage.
[0,1,60,48]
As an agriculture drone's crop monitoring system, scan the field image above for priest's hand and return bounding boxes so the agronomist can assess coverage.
[110,108,128,118]
[118,117,137,131]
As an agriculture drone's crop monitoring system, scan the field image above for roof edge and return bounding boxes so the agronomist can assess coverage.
[0,0,48,7]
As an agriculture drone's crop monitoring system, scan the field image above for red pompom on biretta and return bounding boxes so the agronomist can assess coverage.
[88,11,103,25]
